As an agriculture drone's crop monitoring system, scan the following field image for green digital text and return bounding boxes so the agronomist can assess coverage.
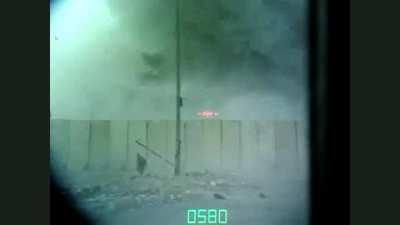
[187,209,228,224]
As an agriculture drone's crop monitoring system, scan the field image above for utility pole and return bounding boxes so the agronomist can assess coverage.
[174,0,182,176]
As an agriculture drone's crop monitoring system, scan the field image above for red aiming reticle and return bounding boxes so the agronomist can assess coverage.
[197,110,219,118]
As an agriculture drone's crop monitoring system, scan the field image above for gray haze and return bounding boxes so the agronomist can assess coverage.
[50,0,308,120]
[50,2,310,224]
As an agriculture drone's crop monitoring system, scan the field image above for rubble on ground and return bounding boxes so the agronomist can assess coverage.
[66,170,266,216]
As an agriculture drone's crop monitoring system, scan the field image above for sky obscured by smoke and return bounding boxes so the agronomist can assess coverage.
[50,0,308,120]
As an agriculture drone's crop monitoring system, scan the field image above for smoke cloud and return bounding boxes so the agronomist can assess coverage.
[50,0,308,120]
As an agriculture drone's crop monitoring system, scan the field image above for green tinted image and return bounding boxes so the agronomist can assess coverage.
[208,209,217,224]
[187,209,228,224]
[187,209,197,224]
[50,0,310,224]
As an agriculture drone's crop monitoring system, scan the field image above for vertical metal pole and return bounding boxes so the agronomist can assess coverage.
[174,0,182,176]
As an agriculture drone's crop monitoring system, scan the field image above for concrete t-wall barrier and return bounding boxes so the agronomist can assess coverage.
[240,121,259,175]
[257,121,276,173]
[202,120,223,173]
[50,119,70,169]
[147,120,170,176]
[68,120,90,171]
[183,120,204,173]
[88,121,111,170]
[50,119,307,177]
[221,121,241,174]
[127,121,147,171]
[274,121,298,175]
[110,120,129,171]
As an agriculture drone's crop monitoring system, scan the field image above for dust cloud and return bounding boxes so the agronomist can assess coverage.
[50,0,308,121]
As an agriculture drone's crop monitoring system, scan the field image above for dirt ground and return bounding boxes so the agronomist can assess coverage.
[56,170,308,225]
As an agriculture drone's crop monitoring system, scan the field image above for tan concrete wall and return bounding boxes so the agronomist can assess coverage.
[50,119,307,177]
[68,120,90,170]
[109,120,129,171]
[50,119,70,169]
[202,120,223,173]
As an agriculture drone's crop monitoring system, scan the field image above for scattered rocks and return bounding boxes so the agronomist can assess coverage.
[168,193,183,201]
[213,193,226,200]
[69,171,268,215]
[259,192,268,199]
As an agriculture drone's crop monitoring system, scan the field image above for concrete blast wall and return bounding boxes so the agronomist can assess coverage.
[50,120,307,177]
